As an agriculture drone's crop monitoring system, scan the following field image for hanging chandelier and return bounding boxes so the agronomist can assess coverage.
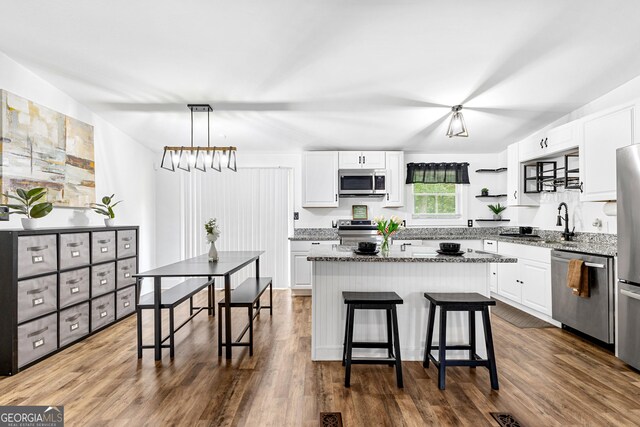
[161,104,237,172]
[446,104,468,138]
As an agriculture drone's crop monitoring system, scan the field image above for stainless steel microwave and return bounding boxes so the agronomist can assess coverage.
[338,169,387,196]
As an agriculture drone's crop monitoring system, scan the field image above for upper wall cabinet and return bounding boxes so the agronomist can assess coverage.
[507,144,539,206]
[519,122,578,162]
[580,104,636,201]
[383,151,404,207]
[302,152,339,207]
[338,151,386,169]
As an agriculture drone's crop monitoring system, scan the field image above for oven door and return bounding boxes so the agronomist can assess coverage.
[339,171,374,195]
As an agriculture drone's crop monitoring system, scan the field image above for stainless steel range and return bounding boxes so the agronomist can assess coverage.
[337,219,381,246]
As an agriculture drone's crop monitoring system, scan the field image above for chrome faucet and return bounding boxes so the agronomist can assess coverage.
[556,202,575,241]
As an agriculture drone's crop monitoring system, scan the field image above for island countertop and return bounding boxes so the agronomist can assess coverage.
[307,245,517,263]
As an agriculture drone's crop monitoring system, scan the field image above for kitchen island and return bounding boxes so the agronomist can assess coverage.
[308,245,517,361]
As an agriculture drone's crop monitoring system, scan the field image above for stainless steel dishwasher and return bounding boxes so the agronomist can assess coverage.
[551,250,615,344]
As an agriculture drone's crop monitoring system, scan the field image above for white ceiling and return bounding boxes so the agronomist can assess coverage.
[2,0,640,153]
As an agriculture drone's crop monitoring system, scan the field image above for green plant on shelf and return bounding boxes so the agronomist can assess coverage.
[481,187,489,196]
[488,203,507,220]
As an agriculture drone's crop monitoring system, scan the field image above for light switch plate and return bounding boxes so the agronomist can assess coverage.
[467,220,473,227]
[0,206,9,221]
[293,212,299,220]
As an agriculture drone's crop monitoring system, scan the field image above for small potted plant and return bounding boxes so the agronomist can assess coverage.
[481,187,489,196]
[205,218,221,261]
[91,194,122,227]
[2,187,53,230]
[488,203,507,220]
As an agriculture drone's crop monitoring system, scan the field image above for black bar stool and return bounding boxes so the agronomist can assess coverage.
[342,291,404,388]
[423,292,498,390]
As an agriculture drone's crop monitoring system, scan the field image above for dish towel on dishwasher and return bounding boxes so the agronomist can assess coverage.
[567,259,590,298]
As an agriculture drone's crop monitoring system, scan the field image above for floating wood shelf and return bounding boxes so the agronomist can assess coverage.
[475,168,507,173]
[475,219,511,222]
[475,194,507,198]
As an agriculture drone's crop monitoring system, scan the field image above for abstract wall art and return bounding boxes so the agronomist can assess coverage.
[0,90,95,207]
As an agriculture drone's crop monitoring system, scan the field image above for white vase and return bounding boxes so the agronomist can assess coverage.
[104,218,115,227]
[21,218,37,230]
[207,234,219,261]
[493,213,502,220]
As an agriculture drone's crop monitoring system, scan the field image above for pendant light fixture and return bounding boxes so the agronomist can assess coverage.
[160,104,237,172]
[446,105,468,138]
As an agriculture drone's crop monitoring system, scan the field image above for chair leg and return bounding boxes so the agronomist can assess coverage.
[344,305,355,387]
[482,307,499,390]
[136,308,142,359]
[249,305,254,356]
[391,305,403,388]
[169,308,175,358]
[386,308,394,366]
[218,305,223,357]
[469,310,476,366]
[438,308,448,390]
[423,302,436,368]
[190,296,194,316]
[342,305,350,367]
[269,283,273,316]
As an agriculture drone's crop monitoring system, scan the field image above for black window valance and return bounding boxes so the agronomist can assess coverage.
[405,162,470,184]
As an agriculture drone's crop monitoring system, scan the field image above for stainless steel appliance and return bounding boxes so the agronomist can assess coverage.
[337,219,381,245]
[338,169,386,197]
[617,144,640,369]
[551,250,614,344]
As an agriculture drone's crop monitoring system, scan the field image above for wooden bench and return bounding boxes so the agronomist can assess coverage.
[218,277,273,356]
[137,277,215,358]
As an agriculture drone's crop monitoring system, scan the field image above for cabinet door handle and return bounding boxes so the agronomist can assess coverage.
[513,191,517,199]
[335,194,338,202]
[386,193,389,201]
[358,156,362,164]
[540,139,544,148]
[544,138,548,148]
[363,155,366,164]
[311,242,320,245]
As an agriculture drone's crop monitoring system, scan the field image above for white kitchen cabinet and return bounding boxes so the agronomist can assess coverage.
[507,143,538,206]
[495,242,552,315]
[338,151,386,169]
[489,264,498,293]
[383,151,405,207]
[519,122,578,162]
[290,240,339,295]
[302,152,338,207]
[580,104,636,201]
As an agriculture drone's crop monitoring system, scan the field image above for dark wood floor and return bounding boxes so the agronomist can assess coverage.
[2,290,640,426]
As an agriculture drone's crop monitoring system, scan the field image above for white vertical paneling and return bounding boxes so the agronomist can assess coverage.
[311,261,490,361]
[178,168,292,289]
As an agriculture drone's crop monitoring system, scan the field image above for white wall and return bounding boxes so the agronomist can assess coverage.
[0,52,157,270]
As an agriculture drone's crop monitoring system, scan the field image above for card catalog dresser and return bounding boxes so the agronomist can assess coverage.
[0,226,139,375]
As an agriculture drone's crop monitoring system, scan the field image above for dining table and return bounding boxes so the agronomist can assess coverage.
[134,251,264,360]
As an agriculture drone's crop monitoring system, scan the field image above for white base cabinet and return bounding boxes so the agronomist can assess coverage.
[495,242,552,316]
[290,240,339,295]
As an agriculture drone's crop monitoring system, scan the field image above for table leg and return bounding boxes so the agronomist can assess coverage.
[225,274,232,359]
[154,276,162,361]
[255,258,260,278]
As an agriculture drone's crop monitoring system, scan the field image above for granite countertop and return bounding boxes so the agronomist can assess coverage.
[291,227,617,257]
[307,245,518,263]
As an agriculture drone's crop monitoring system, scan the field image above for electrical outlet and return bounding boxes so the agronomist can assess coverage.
[467,220,473,227]
[401,220,406,227]
[0,206,9,221]
[293,211,299,220]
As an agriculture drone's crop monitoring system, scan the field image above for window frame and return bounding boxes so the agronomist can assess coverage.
[408,183,467,226]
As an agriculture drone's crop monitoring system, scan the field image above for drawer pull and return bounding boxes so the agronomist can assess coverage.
[66,278,83,285]
[65,313,82,322]
[121,265,131,271]
[28,326,48,338]
[584,262,605,269]
[122,237,133,242]
[621,289,640,301]
[97,239,111,244]
[97,271,109,277]
[67,242,84,248]
[70,286,80,294]
[96,304,107,310]
[27,286,48,295]
[27,245,48,252]
[311,242,320,245]
[70,322,79,331]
